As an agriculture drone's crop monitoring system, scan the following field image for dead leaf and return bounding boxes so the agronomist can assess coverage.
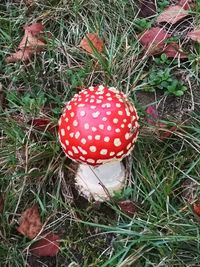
[158,124,177,140]
[80,33,104,54]
[17,204,43,239]
[6,23,51,63]
[156,5,189,24]
[193,205,200,216]
[139,27,171,56]
[28,118,57,133]
[146,105,159,125]
[178,0,195,10]
[138,0,157,18]
[187,28,200,43]
[30,232,60,256]
[118,200,138,217]
[163,43,188,58]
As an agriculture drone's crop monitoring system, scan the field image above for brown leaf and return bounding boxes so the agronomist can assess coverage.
[146,105,159,125]
[30,232,60,256]
[6,23,51,63]
[118,200,138,217]
[80,33,104,54]
[27,118,58,133]
[138,0,157,18]
[158,124,177,140]
[17,204,42,239]
[187,28,200,43]
[156,5,189,24]
[139,27,171,56]
[178,0,195,10]
[193,205,200,216]
[163,43,188,58]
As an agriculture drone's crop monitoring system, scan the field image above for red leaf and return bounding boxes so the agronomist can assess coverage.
[193,205,200,216]
[30,232,60,257]
[145,105,159,126]
[5,49,33,63]
[156,5,189,24]
[159,124,177,140]
[28,118,57,133]
[80,33,104,54]
[163,43,188,58]
[118,200,138,217]
[17,204,43,239]
[187,28,200,43]
[139,27,171,56]
[23,23,44,36]
[138,0,157,18]
[178,0,195,10]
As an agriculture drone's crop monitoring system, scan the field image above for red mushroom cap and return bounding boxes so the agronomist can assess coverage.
[58,85,139,165]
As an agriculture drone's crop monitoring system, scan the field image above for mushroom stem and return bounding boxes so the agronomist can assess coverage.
[75,161,126,201]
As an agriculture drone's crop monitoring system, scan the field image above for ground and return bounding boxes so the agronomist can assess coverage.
[0,0,200,267]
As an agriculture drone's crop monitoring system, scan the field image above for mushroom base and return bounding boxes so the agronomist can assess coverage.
[75,161,126,201]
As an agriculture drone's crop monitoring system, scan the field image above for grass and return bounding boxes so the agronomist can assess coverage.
[0,0,200,266]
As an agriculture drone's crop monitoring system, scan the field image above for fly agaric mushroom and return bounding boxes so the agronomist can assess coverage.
[58,85,139,201]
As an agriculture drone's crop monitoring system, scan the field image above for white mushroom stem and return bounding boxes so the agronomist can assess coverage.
[75,161,126,201]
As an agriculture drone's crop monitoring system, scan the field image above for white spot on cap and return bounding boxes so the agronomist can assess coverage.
[61,143,66,150]
[107,126,112,131]
[65,117,69,123]
[81,138,86,144]
[126,143,132,150]
[58,118,62,126]
[106,93,111,97]
[88,135,92,140]
[67,105,72,110]
[125,133,130,140]
[106,111,111,115]
[102,117,107,121]
[92,111,100,118]
[75,131,80,139]
[102,103,111,108]
[72,146,79,154]
[96,99,102,104]
[67,126,70,131]
[118,111,123,115]
[89,86,94,91]
[80,156,85,161]
[87,159,95,164]
[113,118,118,124]
[117,151,124,157]
[107,97,112,101]
[121,124,125,128]
[91,105,96,109]
[128,123,132,128]
[123,119,127,122]
[78,103,85,107]
[90,99,95,103]
[84,123,90,130]
[70,132,74,138]
[115,128,120,133]
[98,85,104,90]
[116,103,121,108]
[99,124,104,130]
[90,146,97,152]
[61,129,65,136]
[114,138,121,147]
[95,135,101,140]
[65,139,69,145]
[73,120,78,126]
[78,146,87,155]
[92,127,97,132]
[132,115,136,120]
[110,152,115,156]
[104,137,110,142]
[80,111,86,117]
[68,150,73,156]
[99,96,104,99]
[100,149,108,155]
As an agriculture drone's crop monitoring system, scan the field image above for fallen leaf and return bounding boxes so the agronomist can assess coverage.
[80,33,104,54]
[30,232,60,256]
[28,118,57,133]
[193,205,200,216]
[163,43,188,58]
[158,124,177,140]
[139,27,171,56]
[118,200,138,217]
[187,28,200,43]
[17,204,42,239]
[138,0,157,18]
[6,23,51,63]
[178,0,194,10]
[156,5,189,24]
[146,105,159,125]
